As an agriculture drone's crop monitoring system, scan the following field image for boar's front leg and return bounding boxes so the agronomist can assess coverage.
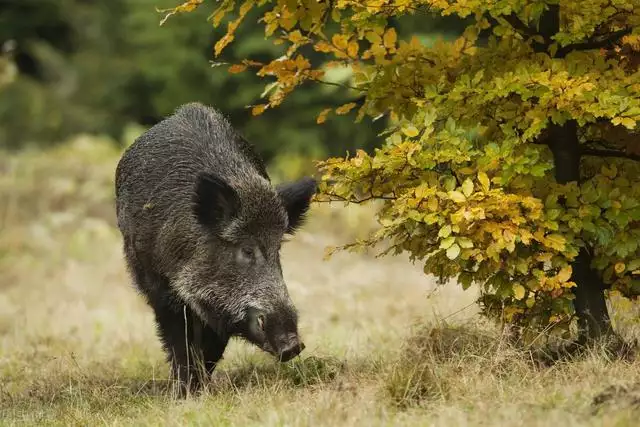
[150,295,226,397]
[185,308,229,379]
[198,323,229,377]
[152,298,199,396]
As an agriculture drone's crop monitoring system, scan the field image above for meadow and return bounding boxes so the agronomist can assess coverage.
[0,136,639,426]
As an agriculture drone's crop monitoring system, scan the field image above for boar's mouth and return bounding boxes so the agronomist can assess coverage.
[245,307,305,362]
[259,336,306,362]
[277,339,306,362]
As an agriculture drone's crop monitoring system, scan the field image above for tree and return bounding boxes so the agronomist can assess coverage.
[165,1,640,345]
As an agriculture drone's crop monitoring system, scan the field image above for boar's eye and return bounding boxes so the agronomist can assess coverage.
[236,246,256,264]
[257,314,265,331]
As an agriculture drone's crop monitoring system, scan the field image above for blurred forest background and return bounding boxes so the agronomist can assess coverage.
[0,0,467,176]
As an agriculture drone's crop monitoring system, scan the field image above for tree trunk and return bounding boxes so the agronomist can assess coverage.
[546,121,613,342]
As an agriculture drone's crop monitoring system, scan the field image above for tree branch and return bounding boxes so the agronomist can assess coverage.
[581,147,640,162]
[557,28,632,57]
[315,193,396,204]
[502,13,537,37]
[487,7,633,59]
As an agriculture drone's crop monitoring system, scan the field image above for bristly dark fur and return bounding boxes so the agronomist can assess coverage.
[115,102,315,396]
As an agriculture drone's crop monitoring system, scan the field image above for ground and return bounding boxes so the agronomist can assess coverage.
[0,137,639,426]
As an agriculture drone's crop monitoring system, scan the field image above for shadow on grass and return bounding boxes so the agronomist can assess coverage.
[0,359,172,405]
[384,321,640,410]
[0,366,174,424]
[206,354,359,395]
[0,351,364,421]
[383,322,535,409]
[529,335,638,368]
[592,382,640,415]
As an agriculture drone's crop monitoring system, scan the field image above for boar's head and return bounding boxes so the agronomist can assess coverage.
[190,173,316,362]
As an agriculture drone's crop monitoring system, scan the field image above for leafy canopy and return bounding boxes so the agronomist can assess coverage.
[164,0,640,339]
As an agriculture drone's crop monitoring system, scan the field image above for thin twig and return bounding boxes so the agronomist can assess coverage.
[581,148,640,162]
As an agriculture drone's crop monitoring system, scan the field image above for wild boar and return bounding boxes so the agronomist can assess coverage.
[115,102,316,395]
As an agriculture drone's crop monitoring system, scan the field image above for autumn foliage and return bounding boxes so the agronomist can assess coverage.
[163,1,640,343]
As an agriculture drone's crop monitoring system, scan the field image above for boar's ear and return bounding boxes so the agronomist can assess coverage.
[194,173,240,227]
[276,177,317,234]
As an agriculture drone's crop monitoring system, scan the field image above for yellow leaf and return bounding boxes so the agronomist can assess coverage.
[446,243,461,260]
[251,104,267,116]
[314,41,334,53]
[317,108,331,124]
[228,63,248,74]
[347,40,359,58]
[544,233,566,251]
[478,171,490,192]
[414,183,430,198]
[513,283,526,300]
[402,125,419,138]
[458,167,474,175]
[457,237,474,249]
[288,30,306,44]
[332,34,349,50]
[448,191,467,203]
[427,197,439,211]
[527,278,540,290]
[383,28,397,49]
[620,117,636,129]
[440,236,455,249]
[438,225,452,238]
[336,102,357,115]
[215,33,235,56]
[557,265,572,282]
[323,246,337,261]
[461,178,474,197]
[160,0,204,25]
[548,315,561,323]
[365,31,382,44]
[614,262,626,274]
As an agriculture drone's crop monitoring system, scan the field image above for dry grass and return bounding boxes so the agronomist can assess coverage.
[1,138,639,426]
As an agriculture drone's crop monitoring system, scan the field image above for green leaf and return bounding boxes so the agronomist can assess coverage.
[443,176,457,191]
[628,259,640,271]
[408,210,424,222]
[530,164,548,177]
[459,272,473,290]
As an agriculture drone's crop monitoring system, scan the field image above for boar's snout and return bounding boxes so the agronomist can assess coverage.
[277,334,305,362]
[246,306,305,362]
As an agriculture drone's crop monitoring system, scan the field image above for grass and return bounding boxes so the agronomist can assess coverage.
[1,138,639,426]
